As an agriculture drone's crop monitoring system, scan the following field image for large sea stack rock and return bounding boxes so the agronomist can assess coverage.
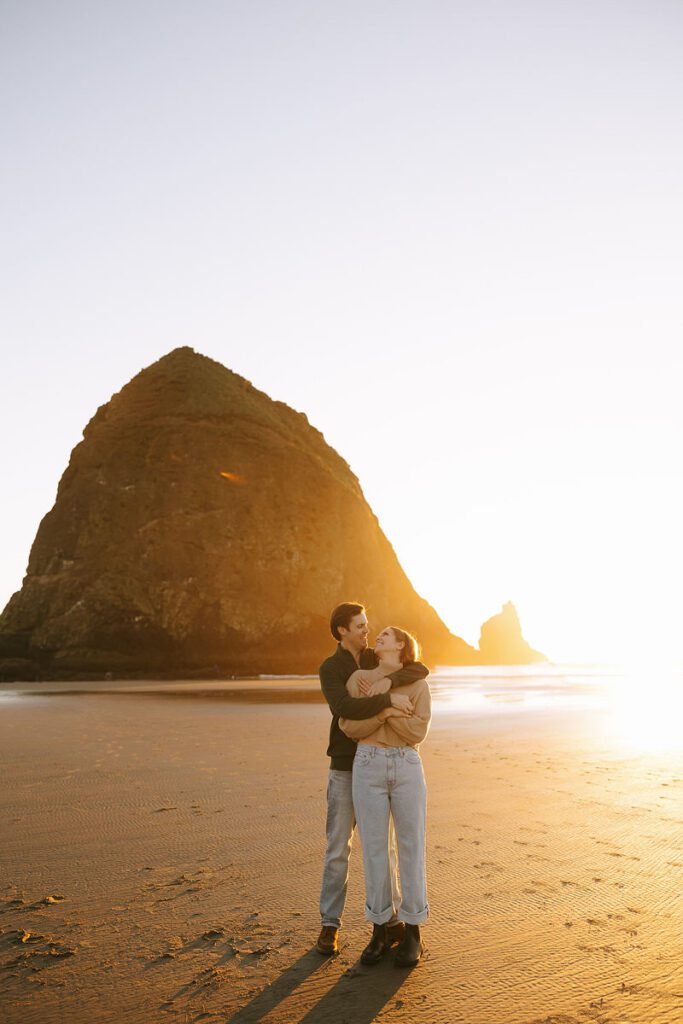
[0,347,487,679]
[478,601,545,665]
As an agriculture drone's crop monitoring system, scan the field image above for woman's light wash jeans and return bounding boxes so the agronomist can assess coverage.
[319,768,401,929]
[352,744,429,926]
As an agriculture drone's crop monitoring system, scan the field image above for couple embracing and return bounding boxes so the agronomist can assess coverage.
[316,601,431,968]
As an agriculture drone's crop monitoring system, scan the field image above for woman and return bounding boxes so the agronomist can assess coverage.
[340,626,431,967]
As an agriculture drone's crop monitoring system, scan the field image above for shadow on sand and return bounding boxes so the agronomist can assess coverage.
[227,946,413,1024]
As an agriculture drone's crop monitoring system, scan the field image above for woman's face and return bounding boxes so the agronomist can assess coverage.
[374,627,404,658]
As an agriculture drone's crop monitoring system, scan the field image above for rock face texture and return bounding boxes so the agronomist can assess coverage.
[0,348,544,679]
[478,601,545,665]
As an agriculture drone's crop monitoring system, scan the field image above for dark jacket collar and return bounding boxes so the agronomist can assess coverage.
[334,642,375,668]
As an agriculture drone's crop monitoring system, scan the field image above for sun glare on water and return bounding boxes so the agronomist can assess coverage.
[606,667,683,753]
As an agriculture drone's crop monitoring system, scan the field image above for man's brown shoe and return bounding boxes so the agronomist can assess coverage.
[385,920,405,947]
[316,925,339,955]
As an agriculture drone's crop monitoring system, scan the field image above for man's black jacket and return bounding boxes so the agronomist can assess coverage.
[319,644,429,770]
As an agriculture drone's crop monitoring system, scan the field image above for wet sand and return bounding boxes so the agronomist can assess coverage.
[1,678,682,1024]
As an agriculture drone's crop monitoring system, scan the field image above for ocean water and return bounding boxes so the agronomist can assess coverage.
[426,663,683,754]
[2,664,681,752]
[429,663,618,713]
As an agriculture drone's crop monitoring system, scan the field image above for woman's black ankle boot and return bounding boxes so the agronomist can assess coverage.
[394,924,424,967]
[360,923,388,965]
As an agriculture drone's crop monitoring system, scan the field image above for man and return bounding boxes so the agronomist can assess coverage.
[316,601,429,957]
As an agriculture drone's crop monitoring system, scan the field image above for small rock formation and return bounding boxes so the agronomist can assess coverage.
[478,601,545,664]
[0,348,545,679]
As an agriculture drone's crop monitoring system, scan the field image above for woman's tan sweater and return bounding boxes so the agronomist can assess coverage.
[339,675,431,750]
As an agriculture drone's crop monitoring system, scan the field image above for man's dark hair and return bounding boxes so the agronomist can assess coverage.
[330,602,365,641]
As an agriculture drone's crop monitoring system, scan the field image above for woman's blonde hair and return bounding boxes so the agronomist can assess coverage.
[389,626,420,665]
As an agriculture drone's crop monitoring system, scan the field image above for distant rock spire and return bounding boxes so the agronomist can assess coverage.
[478,601,545,665]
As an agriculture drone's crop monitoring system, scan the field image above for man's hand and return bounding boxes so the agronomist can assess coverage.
[390,693,414,715]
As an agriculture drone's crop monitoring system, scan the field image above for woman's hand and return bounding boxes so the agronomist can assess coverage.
[354,667,392,696]
[348,667,385,700]
[358,676,392,697]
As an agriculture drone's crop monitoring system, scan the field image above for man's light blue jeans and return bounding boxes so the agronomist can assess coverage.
[352,745,429,925]
[319,768,400,929]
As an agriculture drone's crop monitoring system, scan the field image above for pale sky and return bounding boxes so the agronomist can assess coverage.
[2,1,682,663]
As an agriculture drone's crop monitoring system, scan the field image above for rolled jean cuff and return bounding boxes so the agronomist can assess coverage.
[321,917,341,929]
[398,904,429,925]
[365,902,396,926]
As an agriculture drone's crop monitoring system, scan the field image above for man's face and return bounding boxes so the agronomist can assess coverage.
[339,612,369,652]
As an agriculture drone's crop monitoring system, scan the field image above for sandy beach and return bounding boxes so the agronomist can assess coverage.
[1,673,682,1024]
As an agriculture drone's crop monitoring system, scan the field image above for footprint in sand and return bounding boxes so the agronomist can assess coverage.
[0,897,26,911]
[4,931,76,971]
[6,929,47,945]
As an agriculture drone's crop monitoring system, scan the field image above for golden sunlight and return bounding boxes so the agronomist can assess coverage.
[606,667,683,753]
